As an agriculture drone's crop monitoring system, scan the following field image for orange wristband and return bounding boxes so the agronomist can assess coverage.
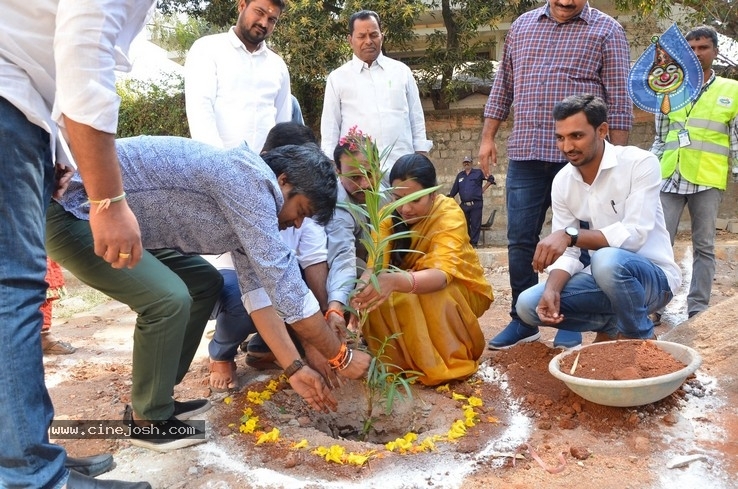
[328,342,347,369]
[324,308,344,321]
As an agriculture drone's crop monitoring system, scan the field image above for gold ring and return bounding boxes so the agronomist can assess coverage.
[118,252,131,259]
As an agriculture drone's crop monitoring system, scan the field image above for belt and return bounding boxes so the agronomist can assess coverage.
[462,201,476,207]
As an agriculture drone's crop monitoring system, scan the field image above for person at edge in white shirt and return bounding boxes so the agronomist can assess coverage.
[0,1,151,488]
[185,0,291,340]
[502,95,680,347]
[320,9,432,178]
[207,217,329,390]
[185,0,291,153]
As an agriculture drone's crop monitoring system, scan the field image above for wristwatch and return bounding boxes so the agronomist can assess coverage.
[564,226,579,247]
[284,359,305,378]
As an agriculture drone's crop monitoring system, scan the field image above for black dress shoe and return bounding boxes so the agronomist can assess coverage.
[66,470,151,489]
[65,454,114,478]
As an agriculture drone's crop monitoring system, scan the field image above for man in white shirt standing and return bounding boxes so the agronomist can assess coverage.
[185,0,291,153]
[321,10,432,176]
[0,1,151,488]
[507,95,681,345]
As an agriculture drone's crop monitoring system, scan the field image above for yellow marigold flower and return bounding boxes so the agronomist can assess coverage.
[256,427,280,445]
[266,379,280,392]
[223,396,233,405]
[447,419,467,439]
[486,415,500,424]
[247,390,265,405]
[467,396,483,407]
[314,445,345,464]
[259,390,273,402]
[418,438,436,451]
[346,453,369,466]
[292,439,309,449]
[386,433,416,453]
[436,384,450,393]
[451,392,467,401]
[463,406,478,425]
[239,417,259,434]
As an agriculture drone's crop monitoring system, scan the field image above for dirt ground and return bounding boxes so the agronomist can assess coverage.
[44,231,738,489]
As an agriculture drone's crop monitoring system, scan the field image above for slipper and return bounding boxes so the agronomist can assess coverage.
[209,359,238,392]
[41,334,77,355]
[244,351,280,371]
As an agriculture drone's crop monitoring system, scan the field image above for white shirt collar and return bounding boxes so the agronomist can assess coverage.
[349,52,387,73]
[227,27,267,55]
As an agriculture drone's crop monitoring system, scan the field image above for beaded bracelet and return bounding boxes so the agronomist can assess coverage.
[324,308,344,321]
[85,192,127,214]
[328,342,348,369]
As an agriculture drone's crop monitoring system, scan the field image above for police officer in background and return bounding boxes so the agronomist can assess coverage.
[447,156,496,247]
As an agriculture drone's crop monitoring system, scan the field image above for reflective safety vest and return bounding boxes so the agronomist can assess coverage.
[661,77,738,190]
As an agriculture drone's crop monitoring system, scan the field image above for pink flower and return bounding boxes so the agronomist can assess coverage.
[339,125,372,152]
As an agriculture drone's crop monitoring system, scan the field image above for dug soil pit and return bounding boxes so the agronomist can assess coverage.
[197,340,712,487]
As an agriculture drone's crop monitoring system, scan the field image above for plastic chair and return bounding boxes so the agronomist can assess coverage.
[479,209,498,247]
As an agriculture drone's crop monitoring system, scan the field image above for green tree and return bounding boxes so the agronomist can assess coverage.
[152,0,426,127]
[117,74,190,138]
[418,0,535,110]
[615,0,738,77]
[615,0,738,42]
[149,12,216,62]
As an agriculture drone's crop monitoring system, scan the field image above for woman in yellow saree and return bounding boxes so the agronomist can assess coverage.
[351,154,493,385]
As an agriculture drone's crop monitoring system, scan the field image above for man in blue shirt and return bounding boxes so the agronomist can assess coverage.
[448,156,496,247]
[47,138,371,450]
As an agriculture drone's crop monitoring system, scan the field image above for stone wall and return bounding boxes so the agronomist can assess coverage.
[425,108,738,228]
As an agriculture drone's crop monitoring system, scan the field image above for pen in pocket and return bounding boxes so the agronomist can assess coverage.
[610,200,617,214]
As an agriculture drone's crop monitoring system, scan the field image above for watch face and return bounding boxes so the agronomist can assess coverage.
[566,227,578,236]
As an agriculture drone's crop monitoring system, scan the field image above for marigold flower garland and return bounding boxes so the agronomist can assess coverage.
[225,375,499,467]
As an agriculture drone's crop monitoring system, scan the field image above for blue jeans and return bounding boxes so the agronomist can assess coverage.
[516,248,673,338]
[0,98,67,488]
[208,269,257,360]
[506,160,567,323]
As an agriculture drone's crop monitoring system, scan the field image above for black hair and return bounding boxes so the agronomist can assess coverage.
[245,0,286,12]
[389,153,438,189]
[686,25,719,49]
[262,122,317,152]
[387,154,438,268]
[552,94,608,129]
[260,144,337,226]
[332,132,377,172]
[348,10,381,34]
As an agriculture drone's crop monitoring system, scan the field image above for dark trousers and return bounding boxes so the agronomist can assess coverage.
[461,201,483,245]
[46,202,223,420]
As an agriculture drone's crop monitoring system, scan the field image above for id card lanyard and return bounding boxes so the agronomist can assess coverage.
[677,73,714,148]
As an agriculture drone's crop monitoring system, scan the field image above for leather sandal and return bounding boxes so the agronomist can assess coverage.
[208,359,238,392]
[41,333,77,355]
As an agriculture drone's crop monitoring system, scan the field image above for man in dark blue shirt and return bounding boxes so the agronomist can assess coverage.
[448,156,496,247]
